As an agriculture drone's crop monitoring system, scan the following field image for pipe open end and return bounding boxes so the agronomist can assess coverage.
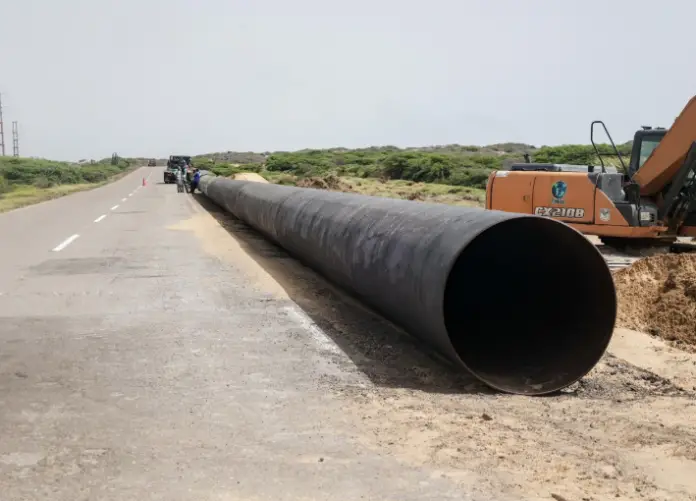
[443,216,616,395]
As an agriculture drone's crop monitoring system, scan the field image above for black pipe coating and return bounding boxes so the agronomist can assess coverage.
[199,176,617,395]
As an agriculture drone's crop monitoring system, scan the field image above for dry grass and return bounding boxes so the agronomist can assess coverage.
[0,184,97,212]
[347,177,485,207]
[265,173,485,207]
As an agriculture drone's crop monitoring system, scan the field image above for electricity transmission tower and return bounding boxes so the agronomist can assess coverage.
[0,93,5,156]
[12,121,19,157]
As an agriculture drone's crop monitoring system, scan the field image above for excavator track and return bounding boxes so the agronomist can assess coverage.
[596,245,641,271]
[669,240,696,253]
[593,236,696,270]
[598,236,696,257]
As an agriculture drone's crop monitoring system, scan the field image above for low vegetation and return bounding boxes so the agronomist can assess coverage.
[0,155,137,212]
[194,142,632,206]
[0,140,632,212]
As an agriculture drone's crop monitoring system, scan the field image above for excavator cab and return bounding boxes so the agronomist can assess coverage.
[628,127,668,177]
[589,122,667,179]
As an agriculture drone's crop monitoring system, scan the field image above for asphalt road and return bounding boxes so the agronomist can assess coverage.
[0,167,470,501]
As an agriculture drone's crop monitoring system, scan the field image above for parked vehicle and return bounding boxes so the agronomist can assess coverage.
[165,155,191,184]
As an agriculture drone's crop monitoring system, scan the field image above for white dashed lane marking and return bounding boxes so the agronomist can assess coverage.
[49,173,150,252]
[52,234,80,252]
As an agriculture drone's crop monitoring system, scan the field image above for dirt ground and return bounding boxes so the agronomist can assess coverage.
[196,196,696,501]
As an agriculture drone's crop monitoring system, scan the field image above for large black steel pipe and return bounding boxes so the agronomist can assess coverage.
[199,175,617,395]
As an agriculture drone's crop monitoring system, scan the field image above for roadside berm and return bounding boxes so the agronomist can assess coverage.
[614,253,696,351]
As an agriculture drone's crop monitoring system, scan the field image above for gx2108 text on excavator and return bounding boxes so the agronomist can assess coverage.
[485,95,696,254]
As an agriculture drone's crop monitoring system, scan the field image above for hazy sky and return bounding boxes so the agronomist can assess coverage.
[0,0,693,160]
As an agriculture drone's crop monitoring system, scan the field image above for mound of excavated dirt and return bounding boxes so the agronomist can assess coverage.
[614,254,696,350]
[232,172,268,183]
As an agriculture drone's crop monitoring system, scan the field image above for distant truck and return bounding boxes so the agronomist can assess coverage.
[165,155,191,184]
[147,159,157,167]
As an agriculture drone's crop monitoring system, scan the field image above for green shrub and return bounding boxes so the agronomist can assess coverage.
[0,156,138,194]
[33,176,54,188]
[0,175,10,194]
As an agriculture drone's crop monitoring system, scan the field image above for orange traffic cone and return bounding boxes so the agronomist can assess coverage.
[142,177,147,186]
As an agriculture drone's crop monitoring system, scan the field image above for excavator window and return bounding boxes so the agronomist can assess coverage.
[638,138,661,169]
[629,129,667,177]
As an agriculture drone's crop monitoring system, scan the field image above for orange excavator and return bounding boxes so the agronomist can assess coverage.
[485,95,696,253]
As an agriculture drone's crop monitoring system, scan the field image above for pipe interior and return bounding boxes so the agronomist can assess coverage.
[443,217,616,394]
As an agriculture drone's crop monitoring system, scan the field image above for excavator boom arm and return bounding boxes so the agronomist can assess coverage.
[659,141,696,230]
[634,95,696,194]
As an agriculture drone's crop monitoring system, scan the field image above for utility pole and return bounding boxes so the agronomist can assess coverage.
[0,93,5,156]
[12,121,19,157]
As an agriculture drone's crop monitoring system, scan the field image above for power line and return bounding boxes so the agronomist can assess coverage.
[12,121,19,157]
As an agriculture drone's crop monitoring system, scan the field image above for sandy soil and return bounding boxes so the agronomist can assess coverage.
[614,254,696,351]
[196,199,696,501]
[233,172,269,183]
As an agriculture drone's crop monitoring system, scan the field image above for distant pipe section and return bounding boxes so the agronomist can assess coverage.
[199,175,617,395]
